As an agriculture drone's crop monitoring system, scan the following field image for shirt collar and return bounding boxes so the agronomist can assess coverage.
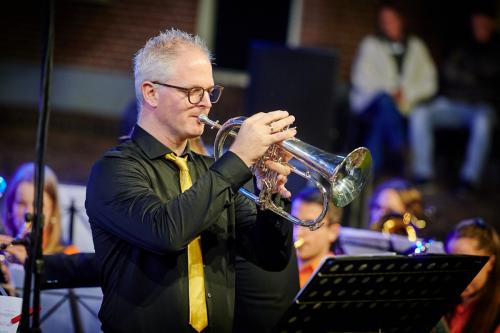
[131,125,194,160]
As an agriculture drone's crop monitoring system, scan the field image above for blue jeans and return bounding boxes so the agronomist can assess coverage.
[359,93,406,173]
[409,96,496,184]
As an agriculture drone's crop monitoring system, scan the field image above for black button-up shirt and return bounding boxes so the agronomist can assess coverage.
[85,126,293,333]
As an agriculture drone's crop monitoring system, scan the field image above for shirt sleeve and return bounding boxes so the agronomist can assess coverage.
[85,151,252,254]
[41,252,99,289]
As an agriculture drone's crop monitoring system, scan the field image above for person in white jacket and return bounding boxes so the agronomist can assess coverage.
[350,4,437,175]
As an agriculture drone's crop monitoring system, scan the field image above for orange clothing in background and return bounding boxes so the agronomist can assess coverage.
[63,244,80,255]
[298,253,333,288]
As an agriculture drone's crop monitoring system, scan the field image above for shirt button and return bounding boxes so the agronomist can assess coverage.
[207,293,212,298]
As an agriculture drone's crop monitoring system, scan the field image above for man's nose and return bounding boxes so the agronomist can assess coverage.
[200,90,212,108]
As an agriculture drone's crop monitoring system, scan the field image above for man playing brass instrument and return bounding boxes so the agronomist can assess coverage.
[85,29,297,333]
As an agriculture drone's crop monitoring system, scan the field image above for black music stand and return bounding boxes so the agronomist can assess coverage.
[274,254,487,333]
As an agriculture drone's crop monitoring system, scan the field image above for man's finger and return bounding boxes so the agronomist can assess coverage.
[268,115,295,133]
[258,110,290,125]
[246,112,266,123]
[278,184,292,199]
[265,160,291,176]
[270,128,297,144]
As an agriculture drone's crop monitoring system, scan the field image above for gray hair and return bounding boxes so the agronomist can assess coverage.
[133,28,212,105]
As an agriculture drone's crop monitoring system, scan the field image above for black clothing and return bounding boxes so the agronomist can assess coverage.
[41,253,99,289]
[85,126,292,333]
[233,250,299,333]
[442,33,500,108]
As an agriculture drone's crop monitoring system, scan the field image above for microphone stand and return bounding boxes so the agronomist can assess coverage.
[20,0,55,331]
[68,200,76,245]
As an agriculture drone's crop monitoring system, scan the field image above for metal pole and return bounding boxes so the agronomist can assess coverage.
[20,0,54,331]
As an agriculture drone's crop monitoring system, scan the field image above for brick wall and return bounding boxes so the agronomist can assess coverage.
[3,0,491,80]
[301,0,378,81]
[0,0,199,71]
[0,106,120,185]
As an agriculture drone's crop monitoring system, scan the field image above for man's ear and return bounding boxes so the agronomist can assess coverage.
[142,81,158,108]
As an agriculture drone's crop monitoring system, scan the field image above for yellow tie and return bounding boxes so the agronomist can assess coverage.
[165,153,208,332]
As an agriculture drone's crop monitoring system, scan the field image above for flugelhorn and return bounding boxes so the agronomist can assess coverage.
[199,114,372,230]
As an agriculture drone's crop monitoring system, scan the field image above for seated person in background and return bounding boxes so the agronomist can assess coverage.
[350,2,437,176]
[410,9,500,191]
[293,188,343,288]
[444,218,500,333]
[1,162,78,256]
[368,178,427,241]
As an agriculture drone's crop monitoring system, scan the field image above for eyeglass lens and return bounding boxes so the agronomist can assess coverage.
[188,86,222,104]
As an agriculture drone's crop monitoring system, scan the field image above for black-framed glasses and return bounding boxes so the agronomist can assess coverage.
[152,81,224,104]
